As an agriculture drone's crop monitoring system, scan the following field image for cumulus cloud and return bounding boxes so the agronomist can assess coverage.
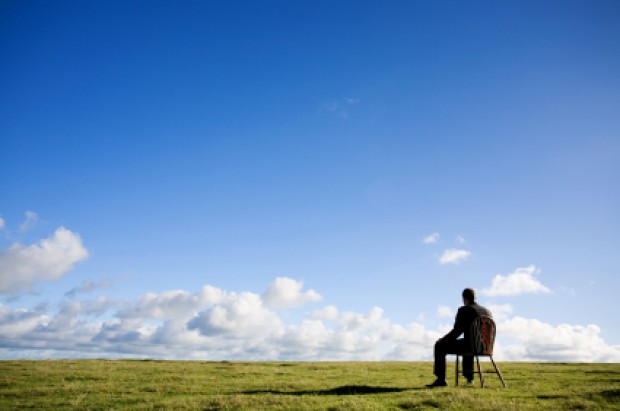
[384,324,442,360]
[121,284,225,320]
[58,296,113,318]
[262,277,322,309]
[438,248,471,265]
[486,303,514,321]
[0,304,50,338]
[0,277,618,362]
[0,227,89,294]
[482,265,551,296]
[497,317,620,362]
[312,305,339,321]
[423,233,440,244]
[0,280,441,361]
[188,291,283,338]
[130,290,206,320]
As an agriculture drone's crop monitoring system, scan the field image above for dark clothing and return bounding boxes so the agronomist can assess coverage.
[434,338,474,380]
[444,303,492,350]
[434,302,492,381]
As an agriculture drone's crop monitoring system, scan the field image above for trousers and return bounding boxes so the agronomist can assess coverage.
[434,338,474,381]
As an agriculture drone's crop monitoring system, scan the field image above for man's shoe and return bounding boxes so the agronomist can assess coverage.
[426,379,448,388]
[466,379,474,386]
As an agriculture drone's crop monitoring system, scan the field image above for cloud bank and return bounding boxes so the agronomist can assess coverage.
[0,276,618,362]
[0,225,617,362]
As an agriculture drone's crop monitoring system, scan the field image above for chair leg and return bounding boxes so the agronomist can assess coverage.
[489,356,507,387]
[455,355,460,386]
[476,355,484,387]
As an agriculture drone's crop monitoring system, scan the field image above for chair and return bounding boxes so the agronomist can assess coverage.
[455,316,506,387]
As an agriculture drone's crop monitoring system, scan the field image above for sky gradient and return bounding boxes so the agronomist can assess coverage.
[1,0,619,361]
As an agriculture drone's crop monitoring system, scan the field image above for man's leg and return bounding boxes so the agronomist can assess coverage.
[451,339,474,382]
[461,354,474,381]
[433,339,447,381]
[433,338,460,381]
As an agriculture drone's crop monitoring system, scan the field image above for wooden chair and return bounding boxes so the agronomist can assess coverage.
[455,316,506,387]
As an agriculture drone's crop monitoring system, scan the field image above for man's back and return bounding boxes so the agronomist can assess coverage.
[462,302,491,323]
[445,302,492,343]
[460,303,491,346]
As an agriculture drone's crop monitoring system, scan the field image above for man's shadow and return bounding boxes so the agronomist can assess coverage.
[243,385,423,396]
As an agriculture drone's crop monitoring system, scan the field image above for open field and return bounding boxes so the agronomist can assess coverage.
[1,360,618,410]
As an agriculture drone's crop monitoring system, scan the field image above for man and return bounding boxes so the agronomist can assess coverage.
[426,288,492,388]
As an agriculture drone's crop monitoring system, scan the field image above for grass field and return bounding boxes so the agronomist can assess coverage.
[1,360,618,410]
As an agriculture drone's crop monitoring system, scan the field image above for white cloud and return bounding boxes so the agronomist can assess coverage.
[19,211,39,232]
[438,248,471,265]
[437,305,453,318]
[486,303,514,321]
[384,322,442,361]
[188,291,283,338]
[57,296,113,320]
[0,304,50,338]
[0,277,618,362]
[423,233,440,244]
[280,320,331,359]
[262,277,322,309]
[482,265,551,296]
[121,284,226,320]
[497,317,620,362]
[456,235,466,244]
[0,217,5,229]
[0,227,89,294]
[128,290,206,320]
[312,305,339,321]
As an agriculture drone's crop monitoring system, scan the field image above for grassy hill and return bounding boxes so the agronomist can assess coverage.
[1,360,618,409]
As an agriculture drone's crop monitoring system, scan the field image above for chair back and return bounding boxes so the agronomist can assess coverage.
[471,316,496,355]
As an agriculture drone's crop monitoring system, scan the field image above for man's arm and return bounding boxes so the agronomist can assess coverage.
[440,306,467,341]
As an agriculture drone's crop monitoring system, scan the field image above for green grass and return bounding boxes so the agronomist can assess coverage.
[1,360,618,410]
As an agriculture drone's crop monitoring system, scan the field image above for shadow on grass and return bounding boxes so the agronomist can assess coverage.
[243,385,418,396]
[600,389,620,400]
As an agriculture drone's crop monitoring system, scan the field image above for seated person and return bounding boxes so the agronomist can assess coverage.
[426,288,492,387]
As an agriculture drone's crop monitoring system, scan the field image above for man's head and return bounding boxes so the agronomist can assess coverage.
[462,288,476,305]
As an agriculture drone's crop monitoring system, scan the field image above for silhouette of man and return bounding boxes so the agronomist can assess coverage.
[426,288,492,388]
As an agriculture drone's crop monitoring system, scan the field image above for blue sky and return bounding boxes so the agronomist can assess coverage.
[1,0,619,361]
